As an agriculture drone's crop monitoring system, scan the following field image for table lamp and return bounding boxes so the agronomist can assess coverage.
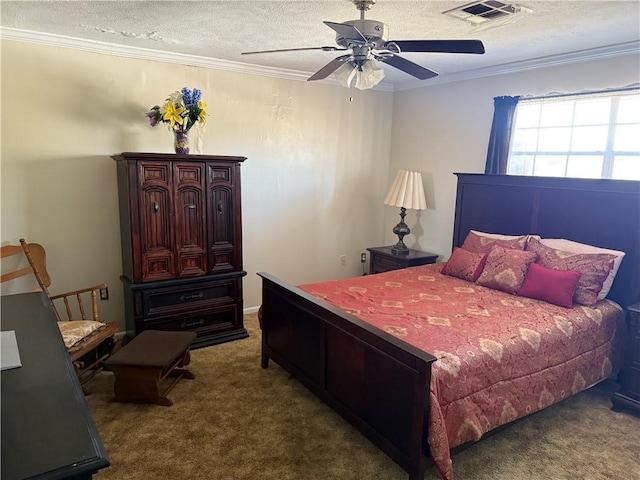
[383,170,427,255]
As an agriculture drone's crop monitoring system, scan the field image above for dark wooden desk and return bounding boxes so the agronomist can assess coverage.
[1,292,110,480]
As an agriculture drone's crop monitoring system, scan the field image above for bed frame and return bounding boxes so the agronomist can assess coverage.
[258,173,640,480]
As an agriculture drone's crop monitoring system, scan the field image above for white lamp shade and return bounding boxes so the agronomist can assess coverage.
[334,62,358,88]
[383,170,427,210]
[334,61,385,90]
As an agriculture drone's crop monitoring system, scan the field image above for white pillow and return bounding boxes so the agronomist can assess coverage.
[470,230,541,241]
[539,238,625,300]
[469,230,540,242]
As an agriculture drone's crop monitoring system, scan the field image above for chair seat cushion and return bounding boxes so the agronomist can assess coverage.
[58,320,105,349]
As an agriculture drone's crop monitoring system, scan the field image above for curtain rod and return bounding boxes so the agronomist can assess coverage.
[520,83,639,101]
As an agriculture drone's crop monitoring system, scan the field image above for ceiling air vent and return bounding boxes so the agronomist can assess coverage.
[443,1,527,25]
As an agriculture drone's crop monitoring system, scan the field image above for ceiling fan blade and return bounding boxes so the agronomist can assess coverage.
[307,55,351,81]
[378,55,438,80]
[389,40,485,54]
[324,21,367,44]
[242,46,347,55]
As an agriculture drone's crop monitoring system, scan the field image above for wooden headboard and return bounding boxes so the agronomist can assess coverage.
[452,174,640,309]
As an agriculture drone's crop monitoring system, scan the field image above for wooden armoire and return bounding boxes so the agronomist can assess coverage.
[112,152,247,348]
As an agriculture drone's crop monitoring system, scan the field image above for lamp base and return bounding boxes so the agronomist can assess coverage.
[391,207,410,256]
[391,241,410,256]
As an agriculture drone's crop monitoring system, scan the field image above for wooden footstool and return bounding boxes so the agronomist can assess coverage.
[106,330,196,406]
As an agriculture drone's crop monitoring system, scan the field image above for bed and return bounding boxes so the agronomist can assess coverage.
[258,173,640,480]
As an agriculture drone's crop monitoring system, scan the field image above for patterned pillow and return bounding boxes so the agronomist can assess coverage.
[441,247,488,282]
[517,262,582,308]
[461,231,529,254]
[526,238,616,306]
[539,238,625,300]
[477,245,538,294]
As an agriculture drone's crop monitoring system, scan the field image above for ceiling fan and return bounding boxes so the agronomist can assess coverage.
[242,0,485,89]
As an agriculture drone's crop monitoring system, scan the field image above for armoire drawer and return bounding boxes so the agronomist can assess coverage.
[143,306,238,338]
[139,278,239,318]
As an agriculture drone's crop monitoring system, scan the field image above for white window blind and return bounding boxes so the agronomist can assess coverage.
[507,88,640,180]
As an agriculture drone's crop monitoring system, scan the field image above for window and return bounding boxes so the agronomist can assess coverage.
[507,89,640,180]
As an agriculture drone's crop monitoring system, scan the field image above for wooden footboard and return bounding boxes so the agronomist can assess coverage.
[258,272,437,480]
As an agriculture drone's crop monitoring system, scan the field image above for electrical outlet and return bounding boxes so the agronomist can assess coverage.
[340,254,346,266]
[361,252,367,263]
[99,287,109,300]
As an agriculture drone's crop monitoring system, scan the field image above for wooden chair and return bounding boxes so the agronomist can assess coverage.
[1,239,120,387]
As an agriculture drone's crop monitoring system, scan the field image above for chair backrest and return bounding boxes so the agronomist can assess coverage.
[18,239,53,292]
[1,244,34,285]
[1,241,51,287]
[1,240,64,321]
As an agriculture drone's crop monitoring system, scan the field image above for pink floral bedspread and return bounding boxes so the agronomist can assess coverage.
[299,264,623,480]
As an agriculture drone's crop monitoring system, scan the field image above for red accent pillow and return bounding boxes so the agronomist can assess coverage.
[441,248,488,282]
[476,245,537,294]
[517,262,582,308]
[461,231,529,254]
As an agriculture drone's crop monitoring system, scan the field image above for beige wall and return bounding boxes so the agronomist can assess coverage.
[1,40,393,327]
[388,54,640,258]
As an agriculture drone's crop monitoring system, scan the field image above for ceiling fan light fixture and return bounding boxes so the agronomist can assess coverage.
[334,62,358,87]
[334,60,385,90]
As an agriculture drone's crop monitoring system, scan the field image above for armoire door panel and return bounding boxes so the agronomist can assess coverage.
[140,188,173,250]
[176,188,205,248]
[140,162,170,184]
[142,253,175,282]
[208,165,232,183]
[174,163,207,278]
[179,252,207,277]
[208,186,237,272]
[210,187,233,245]
[210,250,235,273]
[175,163,203,184]
[139,183,175,282]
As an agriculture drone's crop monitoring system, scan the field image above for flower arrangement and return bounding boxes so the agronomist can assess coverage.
[146,87,207,132]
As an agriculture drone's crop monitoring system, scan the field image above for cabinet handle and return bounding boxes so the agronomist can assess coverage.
[179,292,204,302]
[185,204,196,209]
[153,201,159,213]
[217,201,223,214]
[181,318,205,329]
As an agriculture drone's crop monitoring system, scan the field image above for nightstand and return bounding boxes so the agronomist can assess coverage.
[367,246,438,274]
[611,302,640,415]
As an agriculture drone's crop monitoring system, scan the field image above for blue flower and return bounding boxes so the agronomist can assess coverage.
[192,88,202,104]
[181,87,193,106]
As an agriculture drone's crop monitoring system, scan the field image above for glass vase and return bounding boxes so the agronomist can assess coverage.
[174,130,189,154]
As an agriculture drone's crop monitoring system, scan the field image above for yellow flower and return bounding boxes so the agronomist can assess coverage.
[162,101,185,129]
[198,100,207,124]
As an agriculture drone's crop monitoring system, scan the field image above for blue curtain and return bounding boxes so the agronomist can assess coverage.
[484,96,520,174]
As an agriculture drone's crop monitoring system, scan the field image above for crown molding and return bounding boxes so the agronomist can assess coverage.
[0,27,395,92]
[1,27,636,93]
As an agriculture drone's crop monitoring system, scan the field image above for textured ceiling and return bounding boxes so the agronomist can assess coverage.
[1,0,639,88]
